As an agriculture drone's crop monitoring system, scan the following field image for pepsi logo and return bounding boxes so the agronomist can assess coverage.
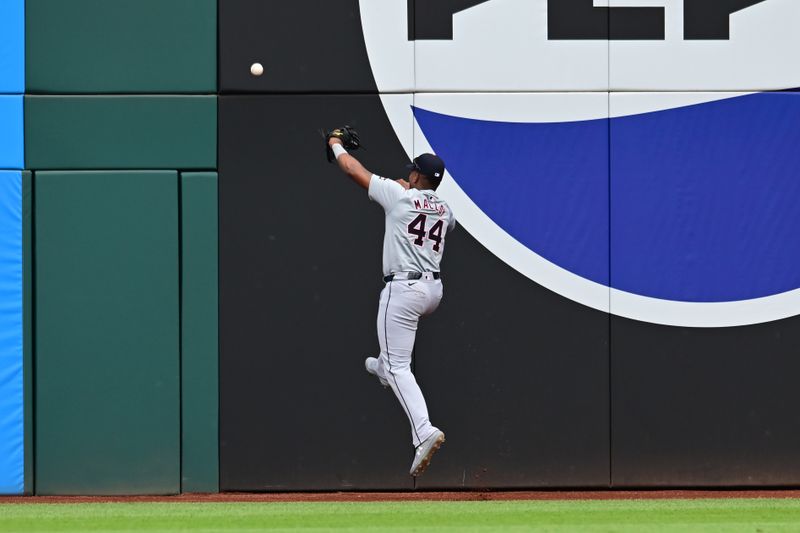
[360,0,800,327]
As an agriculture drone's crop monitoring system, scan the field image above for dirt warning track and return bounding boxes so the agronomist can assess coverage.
[3,490,800,504]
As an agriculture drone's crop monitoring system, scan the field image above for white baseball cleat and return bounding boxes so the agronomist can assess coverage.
[410,430,445,477]
[364,357,390,388]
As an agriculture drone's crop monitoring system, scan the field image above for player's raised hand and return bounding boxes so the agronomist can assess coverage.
[324,126,361,163]
[324,126,373,189]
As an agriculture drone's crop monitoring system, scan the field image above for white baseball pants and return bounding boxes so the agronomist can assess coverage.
[374,278,443,447]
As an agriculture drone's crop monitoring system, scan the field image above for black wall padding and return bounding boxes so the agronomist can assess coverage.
[218,94,611,490]
[219,0,378,93]
[611,316,800,487]
[413,234,610,489]
[219,95,415,490]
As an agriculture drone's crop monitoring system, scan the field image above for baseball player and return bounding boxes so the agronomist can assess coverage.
[325,126,455,477]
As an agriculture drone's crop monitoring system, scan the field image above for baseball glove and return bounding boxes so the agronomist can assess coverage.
[325,125,362,162]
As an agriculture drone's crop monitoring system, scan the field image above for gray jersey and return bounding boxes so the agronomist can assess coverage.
[369,174,456,277]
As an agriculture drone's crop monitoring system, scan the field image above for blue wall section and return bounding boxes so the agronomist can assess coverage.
[611,93,800,303]
[0,0,25,94]
[0,0,25,495]
[414,106,610,286]
[416,93,800,305]
[0,171,23,494]
[0,96,24,169]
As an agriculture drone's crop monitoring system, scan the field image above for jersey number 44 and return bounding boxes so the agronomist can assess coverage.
[408,214,444,253]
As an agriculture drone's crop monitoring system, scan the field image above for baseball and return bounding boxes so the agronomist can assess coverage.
[250,62,264,76]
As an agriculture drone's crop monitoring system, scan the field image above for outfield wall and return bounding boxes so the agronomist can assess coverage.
[1,0,799,494]
[0,0,25,496]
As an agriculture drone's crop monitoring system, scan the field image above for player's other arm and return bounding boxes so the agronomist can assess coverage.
[329,137,373,189]
[328,137,409,190]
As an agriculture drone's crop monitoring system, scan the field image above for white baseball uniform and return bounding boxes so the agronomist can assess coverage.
[368,174,456,447]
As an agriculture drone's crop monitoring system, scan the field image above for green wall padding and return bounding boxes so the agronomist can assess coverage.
[35,171,180,495]
[25,96,217,170]
[180,172,219,494]
[26,0,216,93]
[22,172,32,495]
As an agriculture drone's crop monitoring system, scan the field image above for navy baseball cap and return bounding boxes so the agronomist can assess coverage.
[407,153,445,181]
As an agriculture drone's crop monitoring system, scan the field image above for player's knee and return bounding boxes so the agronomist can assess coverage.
[386,364,411,377]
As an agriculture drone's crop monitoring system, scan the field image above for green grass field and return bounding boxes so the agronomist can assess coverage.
[2,499,800,532]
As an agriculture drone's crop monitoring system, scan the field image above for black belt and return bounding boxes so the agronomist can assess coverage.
[384,272,441,282]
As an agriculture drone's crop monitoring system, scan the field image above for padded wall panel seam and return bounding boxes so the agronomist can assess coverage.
[219,93,610,489]
[35,171,180,495]
[609,91,800,486]
[217,0,800,491]
[26,0,217,94]
[0,0,24,94]
[0,171,23,495]
[411,92,611,489]
[180,172,219,494]
[0,96,24,169]
[220,0,401,93]
[22,172,32,495]
[219,94,415,491]
[411,1,609,92]
[608,2,800,91]
[25,96,217,170]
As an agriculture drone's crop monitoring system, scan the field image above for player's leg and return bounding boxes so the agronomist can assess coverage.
[376,282,437,447]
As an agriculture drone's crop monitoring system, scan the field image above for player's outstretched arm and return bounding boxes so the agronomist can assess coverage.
[329,138,373,189]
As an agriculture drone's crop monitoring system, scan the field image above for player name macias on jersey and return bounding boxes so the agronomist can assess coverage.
[414,197,447,217]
